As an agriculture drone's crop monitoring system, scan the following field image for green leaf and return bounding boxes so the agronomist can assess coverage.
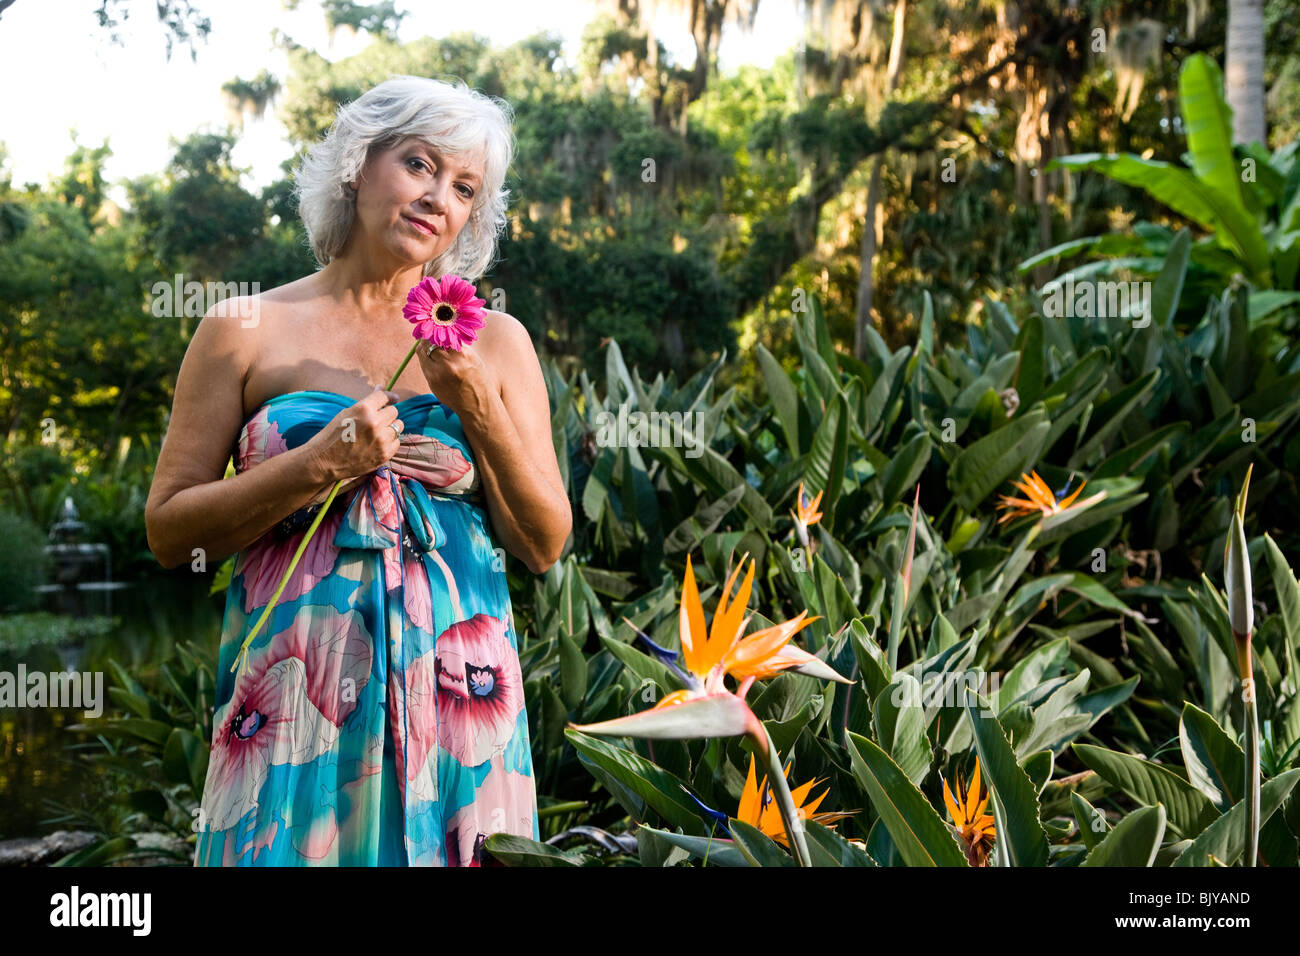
[1150,228,1191,328]
[162,727,208,795]
[1263,534,1300,692]
[804,820,878,866]
[1174,769,1300,866]
[482,833,587,866]
[644,432,773,529]
[727,818,797,867]
[105,718,172,747]
[996,639,1070,711]
[1180,55,1251,234]
[807,391,849,524]
[1073,743,1220,838]
[558,628,588,711]
[861,348,910,441]
[664,481,747,556]
[965,694,1051,866]
[1081,805,1167,867]
[947,408,1050,511]
[633,825,749,866]
[1068,369,1161,469]
[51,837,138,867]
[565,729,706,835]
[1022,749,1054,794]
[877,431,931,510]
[1016,313,1045,407]
[757,344,800,456]
[845,732,969,866]
[598,632,675,695]
[1050,153,1268,276]
[873,673,933,785]
[1071,792,1109,849]
[1092,422,1189,479]
[1179,702,1245,811]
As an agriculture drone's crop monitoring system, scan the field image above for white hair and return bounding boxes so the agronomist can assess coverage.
[293,75,515,282]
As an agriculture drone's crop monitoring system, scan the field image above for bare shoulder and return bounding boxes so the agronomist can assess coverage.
[481,308,531,345]
[480,308,536,363]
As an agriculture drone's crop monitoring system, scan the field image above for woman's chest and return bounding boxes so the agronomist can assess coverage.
[242,306,438,417]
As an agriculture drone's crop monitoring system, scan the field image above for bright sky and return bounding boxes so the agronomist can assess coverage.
[0,0,802,205]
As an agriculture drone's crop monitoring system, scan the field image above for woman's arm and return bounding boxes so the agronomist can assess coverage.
[441,314,572,574]
[144,301,339,570]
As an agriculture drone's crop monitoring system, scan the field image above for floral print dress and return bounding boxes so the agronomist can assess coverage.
[193,390,539,866]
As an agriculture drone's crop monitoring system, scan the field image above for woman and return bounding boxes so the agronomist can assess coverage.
[144,75,572,866]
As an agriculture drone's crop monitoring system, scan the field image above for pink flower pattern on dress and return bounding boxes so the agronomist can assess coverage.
[435,613,525,767]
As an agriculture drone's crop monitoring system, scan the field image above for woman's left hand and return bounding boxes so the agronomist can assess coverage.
[414,339,497,420]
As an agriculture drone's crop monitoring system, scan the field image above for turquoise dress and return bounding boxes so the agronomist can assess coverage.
[193,390,539,866]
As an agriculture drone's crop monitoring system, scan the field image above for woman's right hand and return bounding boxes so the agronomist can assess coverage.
[306,388,405,485]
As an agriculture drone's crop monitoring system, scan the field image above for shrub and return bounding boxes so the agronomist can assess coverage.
[0,509,53,612]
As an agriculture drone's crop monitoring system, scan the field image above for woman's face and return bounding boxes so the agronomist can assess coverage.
[349,135,484,267]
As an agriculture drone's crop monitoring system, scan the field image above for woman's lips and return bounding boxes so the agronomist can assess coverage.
[404,216,436,236]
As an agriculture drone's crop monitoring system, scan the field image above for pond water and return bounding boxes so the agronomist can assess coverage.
[0,571,225,840]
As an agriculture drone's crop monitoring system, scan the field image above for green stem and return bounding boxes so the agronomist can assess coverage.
[886,570,905,672]
[759,724,812,867]
[230,339,424,678]
[1244,678,1261,867]
[385,340,422,391]
[230,477,344,676]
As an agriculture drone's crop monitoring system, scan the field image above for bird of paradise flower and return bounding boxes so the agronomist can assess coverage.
[791,480,823,551]
[942,757,996,867]
[995,470,1105,527]
[568,552,851,866]
[740,755,855,846]
[683,752,857,848]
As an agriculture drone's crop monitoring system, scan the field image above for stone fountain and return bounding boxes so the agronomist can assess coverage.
[37,496,129,616]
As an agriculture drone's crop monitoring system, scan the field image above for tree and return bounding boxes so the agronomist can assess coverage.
[853,0,906,361]
[1226,0,1267,143]
[0,0,213,61]
[221,70,282,131]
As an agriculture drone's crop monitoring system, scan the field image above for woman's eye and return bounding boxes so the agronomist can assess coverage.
[407,157,473,197]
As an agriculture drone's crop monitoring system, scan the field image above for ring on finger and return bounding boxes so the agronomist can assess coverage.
[389,422,402,436]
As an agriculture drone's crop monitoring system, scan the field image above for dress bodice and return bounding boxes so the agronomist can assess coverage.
[236,389,485,552]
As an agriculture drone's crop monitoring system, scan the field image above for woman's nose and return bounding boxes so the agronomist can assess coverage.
[418,178,450,215]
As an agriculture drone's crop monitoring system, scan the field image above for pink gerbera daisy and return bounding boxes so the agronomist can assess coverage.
[402,274,487,351]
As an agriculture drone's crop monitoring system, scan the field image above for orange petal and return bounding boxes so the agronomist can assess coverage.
[942,777,962,824]
[651,689,693,710]
[723,611,819,677]
[680,555,709,676]
[967,758,983,820]
[1057,480,1086,509]
[707,556,756,666]
[737,752,761,825]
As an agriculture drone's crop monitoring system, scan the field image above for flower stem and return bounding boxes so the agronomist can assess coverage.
[1244,689,1260,866]
[1240,640,1260,867]
[229,339,425,678]
[385,340,422,391]
[230,477,342,677]
[759,724,812,867]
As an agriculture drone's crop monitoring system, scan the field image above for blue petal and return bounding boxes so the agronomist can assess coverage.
[682,787,732,835]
